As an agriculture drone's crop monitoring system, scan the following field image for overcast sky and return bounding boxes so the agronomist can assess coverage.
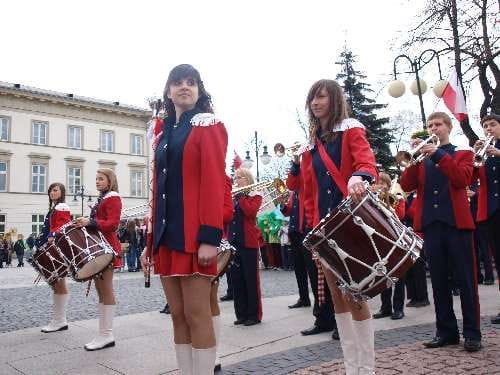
[1,0,485,172]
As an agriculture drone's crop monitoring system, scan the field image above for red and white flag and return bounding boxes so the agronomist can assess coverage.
[442,67,468,121]
[233,151,242,170]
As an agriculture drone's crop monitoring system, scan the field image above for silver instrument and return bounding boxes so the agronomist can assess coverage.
[474,135,495,168]
[395,134,441,168]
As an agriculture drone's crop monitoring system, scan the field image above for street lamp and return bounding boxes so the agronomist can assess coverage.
[73,186,93,217]
[243,131,272,182]
[388,49,448,126]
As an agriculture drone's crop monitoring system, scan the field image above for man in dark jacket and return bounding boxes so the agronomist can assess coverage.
[14,234,26,267]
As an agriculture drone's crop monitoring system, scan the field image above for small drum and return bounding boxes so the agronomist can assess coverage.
[212,239,235,282]
[31,242,68,286]
[303,191,422,300]
[56,223,115,282]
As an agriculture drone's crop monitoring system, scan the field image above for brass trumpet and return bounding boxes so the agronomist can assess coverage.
[474,135,495,168]
[395,134,440,168]
[232,179,288,213]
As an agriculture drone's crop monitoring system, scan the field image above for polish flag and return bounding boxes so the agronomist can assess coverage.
[442,67,468,121]
[233,151,242,170]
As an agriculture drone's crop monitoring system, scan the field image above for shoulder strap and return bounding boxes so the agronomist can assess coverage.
[315,140,348,197]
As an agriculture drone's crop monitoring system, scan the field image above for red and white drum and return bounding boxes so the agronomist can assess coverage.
[56,223,115,282]
[31,242,68,286]
[212,239,235,283]
[303,191,422,300]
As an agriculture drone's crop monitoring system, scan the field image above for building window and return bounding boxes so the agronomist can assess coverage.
[31,164,46,193]
[32,214,44,235]
[0,214,5,234]
[131,134,143,155]
[131,170,144,197]
[0,162,6,191]
[100,130,114,152]
[68,126,82,149]
[68,166,82,195]
[0,117,10,141]
[32,121,48,145]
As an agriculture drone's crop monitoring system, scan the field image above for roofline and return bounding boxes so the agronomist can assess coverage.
[0,81,151,119]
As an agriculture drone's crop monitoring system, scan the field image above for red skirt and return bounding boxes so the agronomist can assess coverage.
[154,245,216,277]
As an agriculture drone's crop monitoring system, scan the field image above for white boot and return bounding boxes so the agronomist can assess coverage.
[192,347,216,375]
[213,315,221,371]
[335,312,358,375]
[175,343,193,375]
[84,304,115,351]
[41,293,69,333]
[353,317,375,375]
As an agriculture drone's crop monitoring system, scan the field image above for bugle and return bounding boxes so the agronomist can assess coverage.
[474,135,495,168]
[274,142,309,158]
[395,134,440,168]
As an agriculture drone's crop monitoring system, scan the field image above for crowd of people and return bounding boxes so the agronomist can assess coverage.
[5,62,499,375]
[0,232,36,268]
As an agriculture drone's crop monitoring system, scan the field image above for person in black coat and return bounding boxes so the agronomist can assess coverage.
[14,234,26,267]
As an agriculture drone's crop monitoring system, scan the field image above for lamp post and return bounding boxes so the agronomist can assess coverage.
[73,186,93,217]
[388,49,447,127]
[242,131,272,182]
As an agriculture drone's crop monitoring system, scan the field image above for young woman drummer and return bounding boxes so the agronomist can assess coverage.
[142,64,228,375]
[302,79,378,375]
[75,168,122,351]
[37,182,72,333]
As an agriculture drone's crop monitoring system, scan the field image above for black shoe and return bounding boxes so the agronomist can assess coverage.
[406,300,417,308]
[452,288,460,296]
[331,327,339,340]
[373,310,392,319]
[220,294,233,301]
[484,279,495,285]
[214,363,221,372]
[234,318,246,325]
[423,336,460,348]
[391,311,405,320]
[300,325,332,336]
[413,299,430,307]
[491,314,500,324]
[243,319,261,326]
[464,338,482,352]
[159,304,170,314]
[288,300,311,309]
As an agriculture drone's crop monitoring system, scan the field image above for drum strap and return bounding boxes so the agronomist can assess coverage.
[315,140,348,197]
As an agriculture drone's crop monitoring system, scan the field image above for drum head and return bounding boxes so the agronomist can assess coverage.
[75,253,113,280]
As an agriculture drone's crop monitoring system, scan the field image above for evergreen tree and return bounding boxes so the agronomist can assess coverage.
[335,48,394,172]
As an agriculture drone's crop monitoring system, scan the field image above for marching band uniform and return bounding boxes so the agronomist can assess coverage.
[150,110,227,277]
[403,192,430,307]
[400,142,482,349]
[228,191,263,326]
[473,137,500,323]
[38,203,71,333]
[302,118,378,374]
[148,109,227,372]
[373,196,407,320]
[283,162,338,338]
[84,190,122,351]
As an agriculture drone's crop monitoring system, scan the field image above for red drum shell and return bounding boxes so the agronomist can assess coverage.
[32,242,68,286]
[56,223,115,282]
[304,194,421,299]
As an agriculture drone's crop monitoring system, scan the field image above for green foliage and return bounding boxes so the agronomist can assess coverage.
[335,48,395,171]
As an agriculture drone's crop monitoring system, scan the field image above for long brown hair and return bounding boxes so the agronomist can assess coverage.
[306,79,349,143]
[96,168,119,193]
[48,182,66,210]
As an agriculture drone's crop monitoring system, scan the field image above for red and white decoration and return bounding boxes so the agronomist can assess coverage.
[442,67,468,121]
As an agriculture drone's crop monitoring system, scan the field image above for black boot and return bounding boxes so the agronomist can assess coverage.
[159,304,170,314]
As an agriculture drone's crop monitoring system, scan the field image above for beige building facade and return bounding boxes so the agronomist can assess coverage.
[0,81,150,237]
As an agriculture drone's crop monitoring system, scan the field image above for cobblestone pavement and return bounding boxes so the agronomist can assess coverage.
[0,267,297,333]
[220,317,500,375]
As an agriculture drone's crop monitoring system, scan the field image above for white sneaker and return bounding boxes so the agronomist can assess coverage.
[41,320,68,333]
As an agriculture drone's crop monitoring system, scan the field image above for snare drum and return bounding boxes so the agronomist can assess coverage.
[56,223,115,282]
[31,242,68,286]
[212,239,235,282]
[303,191,422,300]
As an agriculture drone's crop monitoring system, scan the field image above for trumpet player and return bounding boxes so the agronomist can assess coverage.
[371,173,407,321]
[400,112,482,352]
[472,113,500,325]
